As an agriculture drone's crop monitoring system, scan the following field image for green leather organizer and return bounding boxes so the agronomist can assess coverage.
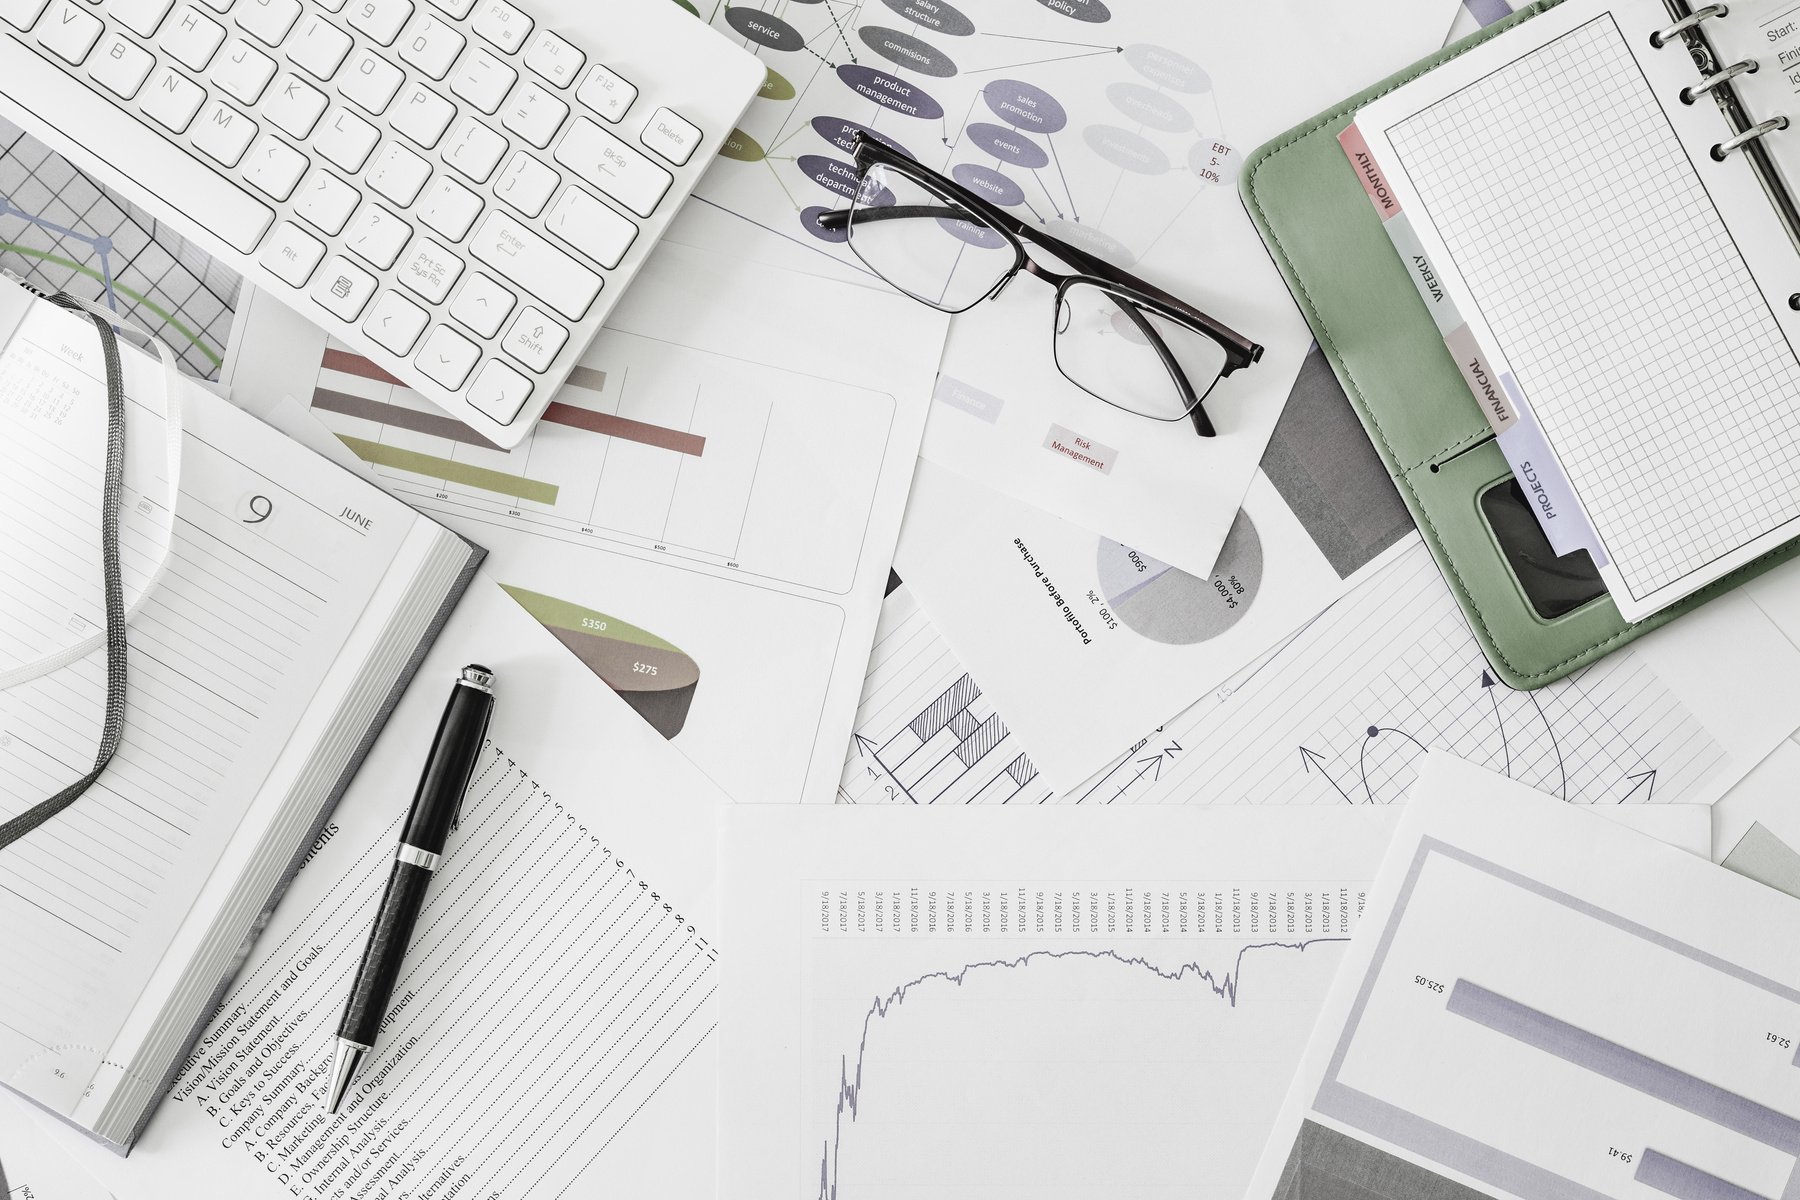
[1240,0,1800,689]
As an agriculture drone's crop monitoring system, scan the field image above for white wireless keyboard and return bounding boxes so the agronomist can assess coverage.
[0,0,760,445]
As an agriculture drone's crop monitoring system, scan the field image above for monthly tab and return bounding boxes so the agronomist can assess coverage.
[1338,123,1400,219]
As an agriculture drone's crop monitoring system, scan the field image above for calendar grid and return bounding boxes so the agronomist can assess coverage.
[1387,14,1800,600]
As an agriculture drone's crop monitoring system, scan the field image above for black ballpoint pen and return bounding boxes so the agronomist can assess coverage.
[326,663,495,1115]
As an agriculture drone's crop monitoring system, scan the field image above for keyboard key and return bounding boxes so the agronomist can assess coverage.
[364,288,428,353]
[212,38,276,103]
[423,0,471,19]
[500,79,564,147]
[140,65,205,130]
[415,324,478,388]
[553,115,669,217]
[293,167,359,233]
[448,270,512,336]
[259,219,325,285]
[493,150,555,216]
[339,47,403,112]
[466,358,530,423]
[158,4,223,69]
[344,201,411,268]
[574,63,632,122]
[467,211,600,320]
[366,140,430,204]
[499,305,565,371]
[522,29,580,87]
[232,0,297,45]
[545,185,634,268]
[448,47,512,113]
[397,236,463,302]
[0,33,273,250]
[314,105,379,170]
[287,13,350,79]
[0,0,49,28]
[104,0,168,38]
[416,174,479,239]
[265,71,327,136]
[192,98,258,165]
[38,1,102,62]
[390,82,454,146]
[640,106,698,166]
[441,114,504,181]
[397,12,461,79]
[88,32,154,96]
[345,0,410,45]
[470,0,527,52]
[311,254,376,319]
[241,133,308,198]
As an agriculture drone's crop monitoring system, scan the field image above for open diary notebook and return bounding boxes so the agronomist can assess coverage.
[0,279,480,1150]
[1345,0,1800,620]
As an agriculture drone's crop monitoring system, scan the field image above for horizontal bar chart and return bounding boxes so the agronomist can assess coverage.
[1446,979,1800,1152]
[337,434,559,505]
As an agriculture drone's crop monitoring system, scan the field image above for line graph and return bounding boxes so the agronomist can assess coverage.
[802,882,1362,1200]
[816,940,1344,1200]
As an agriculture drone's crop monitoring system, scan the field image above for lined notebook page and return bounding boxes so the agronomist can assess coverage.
[0,298,408,1114]
[1383,13,1800,602]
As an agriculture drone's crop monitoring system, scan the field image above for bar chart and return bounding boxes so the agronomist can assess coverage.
[1311,844,1800,1200]
[309,332,897,594]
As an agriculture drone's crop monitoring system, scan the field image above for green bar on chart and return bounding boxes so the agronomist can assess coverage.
[336,434,560,505]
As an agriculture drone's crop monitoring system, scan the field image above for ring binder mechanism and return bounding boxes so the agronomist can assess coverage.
[1654,0,1800,291]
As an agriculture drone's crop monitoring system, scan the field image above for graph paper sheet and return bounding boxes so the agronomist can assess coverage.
[1356,1,1800,620]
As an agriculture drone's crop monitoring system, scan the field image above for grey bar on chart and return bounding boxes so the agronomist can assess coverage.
[1637,1150,1770,1200]
[1446,980,1800,1154]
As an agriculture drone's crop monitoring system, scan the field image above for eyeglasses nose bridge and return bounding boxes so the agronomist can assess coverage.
[985,273,1014,302]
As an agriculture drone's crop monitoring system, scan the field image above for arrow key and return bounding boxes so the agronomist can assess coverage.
[415,323,480,388]
[363,289,429,355]
[467,358,531,424]
[448,270,515,338]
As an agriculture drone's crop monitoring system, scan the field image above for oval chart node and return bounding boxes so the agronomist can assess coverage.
[800,205,849,243]
[983,78,1068,134]
[838,64,946,120]
[952,162,1024,207]
[966,122,1048,168]
[719,127,766,162]
[1105,81,1192,133]
[798,153,861,198]
[1044,217,1136,266]
[1095,511,1261,644]
[1033,0,1110,22]
[759,67,797,101]
[859,25,959,77]
[1123,43,1210,92]
[724,6,805,51]
[1084,124,1169,174]
[812,116,910,158]
[501,585,700,739]
[882,0,976,35]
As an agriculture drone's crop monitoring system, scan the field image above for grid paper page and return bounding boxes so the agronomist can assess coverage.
[1387,14,1800,601]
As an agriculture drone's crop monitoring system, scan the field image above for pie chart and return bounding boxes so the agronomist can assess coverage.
[1095,509,1262,644]
[501,585,701,738]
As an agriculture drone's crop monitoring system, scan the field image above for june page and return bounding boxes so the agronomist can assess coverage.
[0,294,413,1114]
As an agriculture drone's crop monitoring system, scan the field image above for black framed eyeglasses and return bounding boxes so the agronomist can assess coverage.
[817,133,1263,437]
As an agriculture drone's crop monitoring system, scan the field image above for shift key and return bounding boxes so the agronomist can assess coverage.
[467,211,602,321]
[554,116,671,217]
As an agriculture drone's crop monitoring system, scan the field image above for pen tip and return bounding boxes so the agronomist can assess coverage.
[326,1040,366,1115]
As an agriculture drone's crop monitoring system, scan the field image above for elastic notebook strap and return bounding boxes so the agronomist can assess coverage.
[0,293,184,851]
